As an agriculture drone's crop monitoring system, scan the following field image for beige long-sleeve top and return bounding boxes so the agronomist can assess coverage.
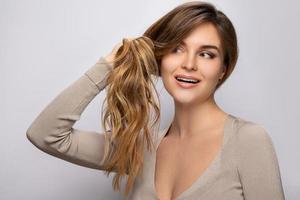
[26,57,285,200]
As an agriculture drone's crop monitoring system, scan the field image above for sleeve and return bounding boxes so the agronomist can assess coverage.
[236,122,285,200]
[26,57,113,171]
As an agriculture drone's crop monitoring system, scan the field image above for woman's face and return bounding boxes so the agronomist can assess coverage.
[160,22,225,105]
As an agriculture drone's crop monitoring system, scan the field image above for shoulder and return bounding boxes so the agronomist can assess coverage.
[231,116,276,160]
[229,115,272,145]
[231,116,284,197]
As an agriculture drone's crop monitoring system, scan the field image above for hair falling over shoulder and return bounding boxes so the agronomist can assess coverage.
[99,36,161,196]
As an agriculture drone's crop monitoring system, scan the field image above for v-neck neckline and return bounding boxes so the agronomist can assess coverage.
[151,114,234,200]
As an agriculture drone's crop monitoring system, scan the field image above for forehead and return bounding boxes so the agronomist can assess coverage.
[182,22,221,48]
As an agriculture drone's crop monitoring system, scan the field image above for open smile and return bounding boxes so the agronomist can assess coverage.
[174,76,201,89]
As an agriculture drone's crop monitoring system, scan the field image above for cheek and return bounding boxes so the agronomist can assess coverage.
[161,55,223,81]
[200,60,223,80]
[160,57,176,75]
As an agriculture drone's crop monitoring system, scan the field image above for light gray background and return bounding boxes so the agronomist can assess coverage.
[1,0,299,199]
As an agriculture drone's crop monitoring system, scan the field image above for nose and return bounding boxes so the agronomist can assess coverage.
[181,54,197,71]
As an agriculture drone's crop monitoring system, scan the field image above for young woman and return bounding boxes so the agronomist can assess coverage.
[26,1,285,200]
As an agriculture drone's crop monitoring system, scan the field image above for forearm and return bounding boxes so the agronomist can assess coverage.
[26,57,113,167]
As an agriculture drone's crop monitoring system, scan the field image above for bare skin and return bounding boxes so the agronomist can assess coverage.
[104,22,227,199]
[155,112,227,200]
[155,22,228,200]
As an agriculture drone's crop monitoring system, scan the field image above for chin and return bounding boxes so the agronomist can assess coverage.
[170,89,199,104]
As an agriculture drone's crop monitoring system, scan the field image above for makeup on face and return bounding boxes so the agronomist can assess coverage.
[175,78,201,89]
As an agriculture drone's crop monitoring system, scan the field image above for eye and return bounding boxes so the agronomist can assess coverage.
[199,52,215,59]
[171,46,183,53]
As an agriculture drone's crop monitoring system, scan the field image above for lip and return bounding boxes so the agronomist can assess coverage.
[174,74,201,89]
[174,74,200,81]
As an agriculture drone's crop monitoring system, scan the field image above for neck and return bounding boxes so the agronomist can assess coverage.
[170,95,228,139]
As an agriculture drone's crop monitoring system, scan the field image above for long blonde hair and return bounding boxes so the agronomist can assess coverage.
[99,1,238,197]
[100,37,161,195]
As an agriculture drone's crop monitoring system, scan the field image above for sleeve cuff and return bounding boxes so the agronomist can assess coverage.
[84,57,113,91]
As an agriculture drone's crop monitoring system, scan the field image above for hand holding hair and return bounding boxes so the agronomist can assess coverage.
[103,37,135,64]
[103,36,160,77]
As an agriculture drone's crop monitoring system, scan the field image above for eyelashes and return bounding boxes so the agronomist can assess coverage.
[200,52,216,59]
[171,47,216,59]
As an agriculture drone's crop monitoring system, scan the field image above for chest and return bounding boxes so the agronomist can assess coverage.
[154,134,223,200]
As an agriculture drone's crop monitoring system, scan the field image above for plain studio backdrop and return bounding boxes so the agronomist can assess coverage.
[1,0,299,199]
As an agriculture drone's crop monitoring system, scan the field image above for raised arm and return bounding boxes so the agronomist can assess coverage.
[236,122,285,200]
[26,56,113,170]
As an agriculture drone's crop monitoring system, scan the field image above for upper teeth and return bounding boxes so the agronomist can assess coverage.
[176,77,200,83]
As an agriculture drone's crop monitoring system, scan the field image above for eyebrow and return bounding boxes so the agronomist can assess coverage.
[180,40,221,54]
